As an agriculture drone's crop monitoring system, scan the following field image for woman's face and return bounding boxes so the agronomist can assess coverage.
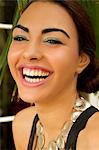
[8,2,85,103]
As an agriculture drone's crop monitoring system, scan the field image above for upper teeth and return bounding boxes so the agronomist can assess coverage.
[23,68,49,77]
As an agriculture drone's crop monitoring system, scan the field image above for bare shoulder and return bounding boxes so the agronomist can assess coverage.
[85,111,99,135]
[77,111,99,150]
[13,105,37,124]
[12,106,37,150]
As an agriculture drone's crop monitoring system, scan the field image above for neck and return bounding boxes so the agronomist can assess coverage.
[35,88,78,138]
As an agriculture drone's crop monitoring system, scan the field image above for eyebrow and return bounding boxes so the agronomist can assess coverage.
[42,28,70,38]
[12,24,29,33]
[12,24,70,39]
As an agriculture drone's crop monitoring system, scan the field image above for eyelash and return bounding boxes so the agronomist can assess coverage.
[44,39,63,45]
[13,35,29,41]
[13,36,63,45]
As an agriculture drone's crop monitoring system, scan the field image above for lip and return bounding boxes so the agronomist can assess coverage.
[17,65,53,87]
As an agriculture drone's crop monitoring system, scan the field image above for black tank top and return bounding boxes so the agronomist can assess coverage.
[27,106,98,150]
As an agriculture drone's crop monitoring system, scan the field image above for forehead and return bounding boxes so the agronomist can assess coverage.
[18,2,77,37]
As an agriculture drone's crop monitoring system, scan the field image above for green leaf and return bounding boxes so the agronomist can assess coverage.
[17,0,29,12]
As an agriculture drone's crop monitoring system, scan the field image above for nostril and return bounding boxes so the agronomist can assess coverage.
[23,50,43,61]
[30,57,38,60]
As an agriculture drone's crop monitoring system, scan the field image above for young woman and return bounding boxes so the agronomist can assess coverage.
[8,0,99,150]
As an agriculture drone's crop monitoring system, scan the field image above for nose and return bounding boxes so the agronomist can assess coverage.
[23,42,43,61]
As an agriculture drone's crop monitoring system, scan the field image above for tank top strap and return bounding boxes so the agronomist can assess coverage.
[27,114,39,150]
[65,106,99,150]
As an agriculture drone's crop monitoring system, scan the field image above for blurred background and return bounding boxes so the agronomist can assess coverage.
[0,0,99,149]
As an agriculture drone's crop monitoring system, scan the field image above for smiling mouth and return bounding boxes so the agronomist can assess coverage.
[22,67,51,84]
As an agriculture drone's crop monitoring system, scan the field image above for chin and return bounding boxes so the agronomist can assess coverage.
[18,91,36,104]
[17,86,50,104]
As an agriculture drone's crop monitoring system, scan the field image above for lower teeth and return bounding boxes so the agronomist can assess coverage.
[25,77,45,83]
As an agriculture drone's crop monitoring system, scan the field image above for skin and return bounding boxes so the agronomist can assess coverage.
[8,2,99,150]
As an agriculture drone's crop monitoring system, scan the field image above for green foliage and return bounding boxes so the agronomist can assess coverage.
[80,0,99,58]
[0,0,29,85]
[95,2,99,58]
[0,0,29,113]
[17,0,29,12]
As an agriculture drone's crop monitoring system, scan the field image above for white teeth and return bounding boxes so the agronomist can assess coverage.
[36,78,39,82]
[23,68,27,75]
[35,70,38,76]
[40,78,43,82]
[29,70,34,76]
[33,78,36,83]
[42,72,45,76]
[39,70,42,76]
[25,77,45,83]
[23,68,50,77]
[25,77,31,82]
[27,69,30,76]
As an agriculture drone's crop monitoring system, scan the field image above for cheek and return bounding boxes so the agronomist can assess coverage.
[48,47,79,72]
[8,46,13,68]
[8,50,15,81]
[8,44,20,77]
[8,45,15,67]
[8,43,21,65]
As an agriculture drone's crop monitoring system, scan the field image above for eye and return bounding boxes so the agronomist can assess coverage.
[13,35,29,41]
[44,38,63,45]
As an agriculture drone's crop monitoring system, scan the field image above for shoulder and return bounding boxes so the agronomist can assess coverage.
[12,106,37,150]
[77,110,99,150]
[86,110,99,135]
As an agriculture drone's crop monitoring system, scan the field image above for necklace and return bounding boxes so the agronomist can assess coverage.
[36,97,91,150]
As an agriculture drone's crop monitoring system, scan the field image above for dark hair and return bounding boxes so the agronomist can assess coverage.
[21,0,99,93]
